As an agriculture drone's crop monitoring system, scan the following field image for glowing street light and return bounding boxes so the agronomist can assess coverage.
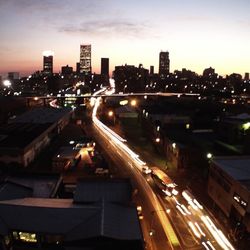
[155,138,160,143]
[3,80,11,87]
[130,99,137,107]
[207,153,213,159]
[108,110,114,117]
[242,122,250,131]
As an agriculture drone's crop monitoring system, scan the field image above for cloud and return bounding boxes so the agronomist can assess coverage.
[0,0,57,11]
[59,19,150,38]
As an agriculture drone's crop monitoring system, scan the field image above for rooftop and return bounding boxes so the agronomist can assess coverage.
[74,179,132,204]
[0,197,142,244]
[9,107,72,124]
[212,156,250,190]
[0,174,61,199]
[0,123,52,148]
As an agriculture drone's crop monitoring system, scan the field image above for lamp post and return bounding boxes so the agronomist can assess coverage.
[123,85,127,93]
[108,110,115,125]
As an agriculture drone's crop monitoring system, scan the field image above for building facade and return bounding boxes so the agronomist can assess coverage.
[101,58,109,77]
[8,72,20,81]
[43,51,53,75]
[159,51,170,78]
[80,44,91,75]
[61,65,73,75]
[150,66,154,75]
[208,156,250,233]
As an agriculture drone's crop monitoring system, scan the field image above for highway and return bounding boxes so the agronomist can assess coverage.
[90,88,236,250]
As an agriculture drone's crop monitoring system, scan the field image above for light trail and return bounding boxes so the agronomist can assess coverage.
[49,99,60,108]
[91,87,235,250]
[188,221,201,239]
[91,87,180,249]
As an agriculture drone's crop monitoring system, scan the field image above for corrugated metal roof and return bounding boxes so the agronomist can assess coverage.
[0,198,142,242]
[74,179,132,204]
[0,181,32,201]
[213,157,250,181]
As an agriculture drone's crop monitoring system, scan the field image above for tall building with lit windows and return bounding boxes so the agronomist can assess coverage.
[159,51,170,78]
[80,44,91,75]
[43,50,54,75]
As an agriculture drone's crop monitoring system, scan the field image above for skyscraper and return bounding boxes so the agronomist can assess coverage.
[150,66,154,75]
[76,62,80,74]
[43,50,54,75]
[159,51,170,78]
[101,58,109,77]
[80,44,91,74]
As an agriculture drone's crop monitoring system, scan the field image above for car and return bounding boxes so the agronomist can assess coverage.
[95,168,109,175]
[136,205,143,220]
[142,166,152,174]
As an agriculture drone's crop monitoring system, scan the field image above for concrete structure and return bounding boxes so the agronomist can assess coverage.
[203,67,215,78]
[80,44,91,74]
[61,65,73,75]
[150,65,154,75]
[7,72,19,81]
[101,57,109,77]
[76,62,80,74]
[0,107,72,167]
[113,64,149,93]
[208,156,250,232]
[159,51,170,78]
[42,51,53,75]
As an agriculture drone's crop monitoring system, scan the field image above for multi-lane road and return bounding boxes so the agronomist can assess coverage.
[90,88,236,250]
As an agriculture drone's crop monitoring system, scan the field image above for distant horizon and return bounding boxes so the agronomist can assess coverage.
[1,0,250,78]
[0,47,248,78]
[0,55,248,79]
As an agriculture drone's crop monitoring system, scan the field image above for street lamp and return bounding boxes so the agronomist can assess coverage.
[3,80,11,87]
[123,85,127,93]
[207,153,213,159]
[108,110,114,117]
[155,138,160,143]
[108,110,115,125]
[131,99,137,107]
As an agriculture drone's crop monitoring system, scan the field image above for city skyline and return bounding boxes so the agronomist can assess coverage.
[0,0,250,77]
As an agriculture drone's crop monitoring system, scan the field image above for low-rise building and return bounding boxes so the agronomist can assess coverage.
[208,156,250,232]
[0,107,72,167]
[0,179,143,250]
[0,173,63,200]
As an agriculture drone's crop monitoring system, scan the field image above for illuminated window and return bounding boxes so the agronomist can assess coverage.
[233,193,248,209]
[12,231,37,243]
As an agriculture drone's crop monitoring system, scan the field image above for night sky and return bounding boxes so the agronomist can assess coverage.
[0,0,250,76]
